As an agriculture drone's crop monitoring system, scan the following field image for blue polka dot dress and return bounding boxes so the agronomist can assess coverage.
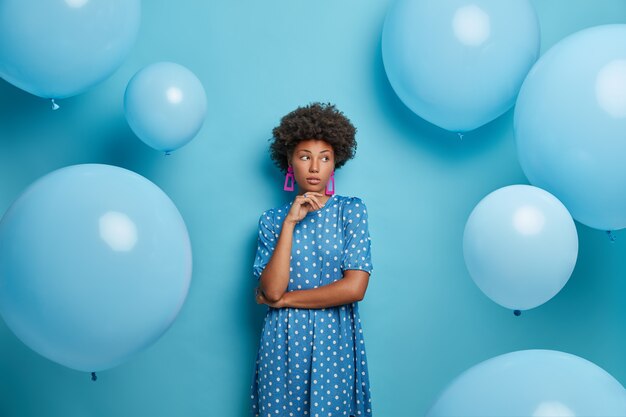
[250,194,374,417]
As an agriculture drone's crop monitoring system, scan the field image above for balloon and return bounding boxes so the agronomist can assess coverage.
[427,350,626,417]
[0,164,192,372]
[382,0,540,132]
[515,25,626,231]
[463,185,578,311]
[0,0,140,99]
[124,62,208,153]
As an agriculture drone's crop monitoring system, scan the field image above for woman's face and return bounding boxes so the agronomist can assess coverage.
[288,139,335,195]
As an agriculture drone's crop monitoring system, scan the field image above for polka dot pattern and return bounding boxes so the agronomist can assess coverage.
[251,195,373,417]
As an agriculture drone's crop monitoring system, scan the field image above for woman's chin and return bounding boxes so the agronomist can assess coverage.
[299,185,325,193]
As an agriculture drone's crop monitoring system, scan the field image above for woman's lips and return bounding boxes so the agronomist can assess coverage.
[306,178,321,184]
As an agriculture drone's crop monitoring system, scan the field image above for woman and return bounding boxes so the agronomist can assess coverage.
[251,103,374,417]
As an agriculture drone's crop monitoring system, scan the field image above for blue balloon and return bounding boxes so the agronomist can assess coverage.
[515,25,626,231]
[463,185,578,311]
[382,0,540,132]
[0,164,192,372]
[124,62,208,153]
[0,0,140,99]
[427,350,626,417]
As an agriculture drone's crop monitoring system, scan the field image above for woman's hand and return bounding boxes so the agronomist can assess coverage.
[255,287,288,308]
[285,192,326,224]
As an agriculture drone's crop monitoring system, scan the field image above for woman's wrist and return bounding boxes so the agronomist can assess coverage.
[282,217,298,228]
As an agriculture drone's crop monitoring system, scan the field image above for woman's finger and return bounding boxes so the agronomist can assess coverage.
[307,194,324,210]
[298,194,321,211]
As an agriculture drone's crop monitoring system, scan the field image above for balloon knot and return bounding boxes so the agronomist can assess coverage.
[606,230,616,242]
[51,99,60,111]
[165,151,171,156]
[457,132,464,140]
[514,310,521,316]
[91,372,97,381]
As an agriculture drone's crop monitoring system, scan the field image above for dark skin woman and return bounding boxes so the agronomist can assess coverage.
[250,102,374,417]
[255,138,369,308]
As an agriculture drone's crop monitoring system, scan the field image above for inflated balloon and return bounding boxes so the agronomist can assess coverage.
[382,0,540,132]
[0,0,140,99]
[427,350,626,417]
[515,25,626,231]
[463,185,578,311]
[124,62,208,153]
[0,164,192,372]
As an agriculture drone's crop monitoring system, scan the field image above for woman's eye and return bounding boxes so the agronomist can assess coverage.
[299,155,309,160]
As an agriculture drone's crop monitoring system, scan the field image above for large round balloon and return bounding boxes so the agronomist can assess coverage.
[0,164,192,372]
[515,25,626,231]
[463,185,578,311]
[427,350,626,417]
[124,62,208,153]
[0,0,140,99]
[382,0,540,132]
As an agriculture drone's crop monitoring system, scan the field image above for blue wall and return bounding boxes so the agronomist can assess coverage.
[1,1,626,416]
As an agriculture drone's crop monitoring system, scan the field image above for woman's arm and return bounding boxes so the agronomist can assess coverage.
[257,270,370,309]
[258,192,327,303]
[258,219,296,302]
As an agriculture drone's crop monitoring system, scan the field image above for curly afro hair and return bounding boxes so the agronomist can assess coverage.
[270,102,357,173]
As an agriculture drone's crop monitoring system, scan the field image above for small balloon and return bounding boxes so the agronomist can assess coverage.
[463,185,578,311]
[124,62,208,153]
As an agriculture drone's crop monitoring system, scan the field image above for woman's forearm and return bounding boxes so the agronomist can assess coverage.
[259,219,296,302]
[281,276,363,309]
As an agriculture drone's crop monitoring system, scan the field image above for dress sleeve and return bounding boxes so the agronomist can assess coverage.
[253,211,277,280]
[341,197,373,275]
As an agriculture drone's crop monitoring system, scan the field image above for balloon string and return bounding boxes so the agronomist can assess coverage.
[51,99,60,110]
[606,230,616,242]
[91,372,97,381]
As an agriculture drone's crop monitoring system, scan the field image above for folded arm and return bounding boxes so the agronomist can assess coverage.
[256,269,370,309]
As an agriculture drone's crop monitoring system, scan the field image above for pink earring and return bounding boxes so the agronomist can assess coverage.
[283,166,295,191]
[325,170,335,195]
